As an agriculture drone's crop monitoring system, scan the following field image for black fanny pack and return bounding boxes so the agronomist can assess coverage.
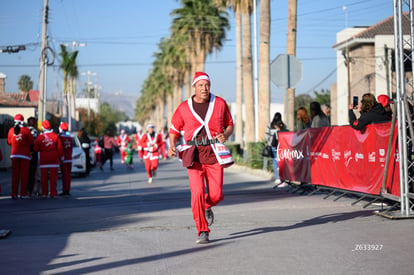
[187,138,219,146]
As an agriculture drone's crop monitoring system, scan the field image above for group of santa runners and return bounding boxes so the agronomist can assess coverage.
[110,124,169,183]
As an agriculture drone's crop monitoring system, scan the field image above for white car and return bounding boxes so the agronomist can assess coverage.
[71,135,87,176]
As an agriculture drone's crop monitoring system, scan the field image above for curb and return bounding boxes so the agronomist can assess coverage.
[228,164,274,180]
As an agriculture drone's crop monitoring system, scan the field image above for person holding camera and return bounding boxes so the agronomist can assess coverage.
[349,93,389,131]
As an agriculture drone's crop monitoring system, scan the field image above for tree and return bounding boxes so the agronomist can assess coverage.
[18,74,33,93]
[214,0,244,146]
[313,89,331,106]
[59,44,79,131]
[294,94,313,112]
[99,102,128,136]
[241,1,255,144]
[258,0,271,141]
[171,0,229,73]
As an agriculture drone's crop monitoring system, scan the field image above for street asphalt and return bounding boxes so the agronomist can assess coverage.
[0,155,413,275]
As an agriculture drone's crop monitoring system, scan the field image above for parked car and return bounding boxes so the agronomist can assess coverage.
[71,134,87,176]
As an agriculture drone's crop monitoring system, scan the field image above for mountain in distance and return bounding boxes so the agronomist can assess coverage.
[99,90,138,119]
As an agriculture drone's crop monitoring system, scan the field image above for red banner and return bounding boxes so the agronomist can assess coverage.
[278,122,400,196]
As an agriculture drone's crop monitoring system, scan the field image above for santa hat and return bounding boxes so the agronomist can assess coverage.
[192,72,210,86]
[59,122,68,132]
[42,120,51,130]
[14,114,24,123]
[377,94,393,108]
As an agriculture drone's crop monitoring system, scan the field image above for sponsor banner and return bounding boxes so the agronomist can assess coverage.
[278,122,400,196]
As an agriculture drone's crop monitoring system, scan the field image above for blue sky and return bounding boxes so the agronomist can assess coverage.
[1,0,393,105]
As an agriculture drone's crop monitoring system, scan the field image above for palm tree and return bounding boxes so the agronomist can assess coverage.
[258,0,270,141]
[18,74,33,94]
[241,1,255,144]
[59,44,78,131]
[214,0,244,146]
[171,0,229,83]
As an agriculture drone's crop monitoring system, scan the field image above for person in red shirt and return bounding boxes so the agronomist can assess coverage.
[7,114,34,199]
[58,122,72,196]
[140,123,162,183]
[117,129,130,164]
[102,129,117,171]
[168,72,234,244]
[34,120,63,198]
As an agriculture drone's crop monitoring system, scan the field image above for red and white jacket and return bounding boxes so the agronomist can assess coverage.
[7,126,34,160]
[135,131,144,150]
[140,132,162,160]
[117,134,130,149]
[59,132,73,163]
[34,130,64,168]
[170,93,234,166]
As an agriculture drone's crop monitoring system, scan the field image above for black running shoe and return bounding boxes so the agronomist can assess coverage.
[196,231,209,244]
[205,208,214,226]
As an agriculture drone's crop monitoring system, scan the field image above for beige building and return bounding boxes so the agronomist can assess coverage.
[332,15,411,126]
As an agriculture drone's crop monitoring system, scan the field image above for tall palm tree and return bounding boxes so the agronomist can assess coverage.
[258,0,270,141]
[59,44,78,131]
[171,0,229,86]
[240,1,255,144]
[214,0,244,146]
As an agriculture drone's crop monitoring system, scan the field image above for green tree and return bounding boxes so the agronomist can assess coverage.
[295,94,313,112]
[313,89,331,106]
[18,74,33,93]
[171,0,229,72]
[99,102,128,136]
[59,44,79,131]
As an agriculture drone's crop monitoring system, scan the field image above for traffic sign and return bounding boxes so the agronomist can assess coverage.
[271,54,302,88]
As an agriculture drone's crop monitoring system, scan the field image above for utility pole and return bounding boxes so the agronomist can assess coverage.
[81,70,96,134]
[38,0,49,129]
[286,0,297,130]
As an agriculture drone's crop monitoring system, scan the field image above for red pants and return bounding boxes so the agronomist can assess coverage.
[11,158,30,197]
[144,158,159,178]
[41,167,58,198]
[138,149,143,160]
[187,162,223,234]
[60,162,72,192]
[160,144,167,159]
[121,148,127,163]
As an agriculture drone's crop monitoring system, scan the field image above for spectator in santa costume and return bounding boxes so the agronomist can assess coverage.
[34,120,63,198]
[168,72,234,244]
[135,129,144,162]
[140,123,162,183]
[58,122,72,196]
[7,114,34,199]
[117,129,130,164]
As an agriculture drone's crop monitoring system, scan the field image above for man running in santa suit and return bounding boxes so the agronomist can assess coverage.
[117,129,130,164]
[140,123,162,183]
[168,72,234,244]
[58,122,73,196]
[34,120,63,198]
